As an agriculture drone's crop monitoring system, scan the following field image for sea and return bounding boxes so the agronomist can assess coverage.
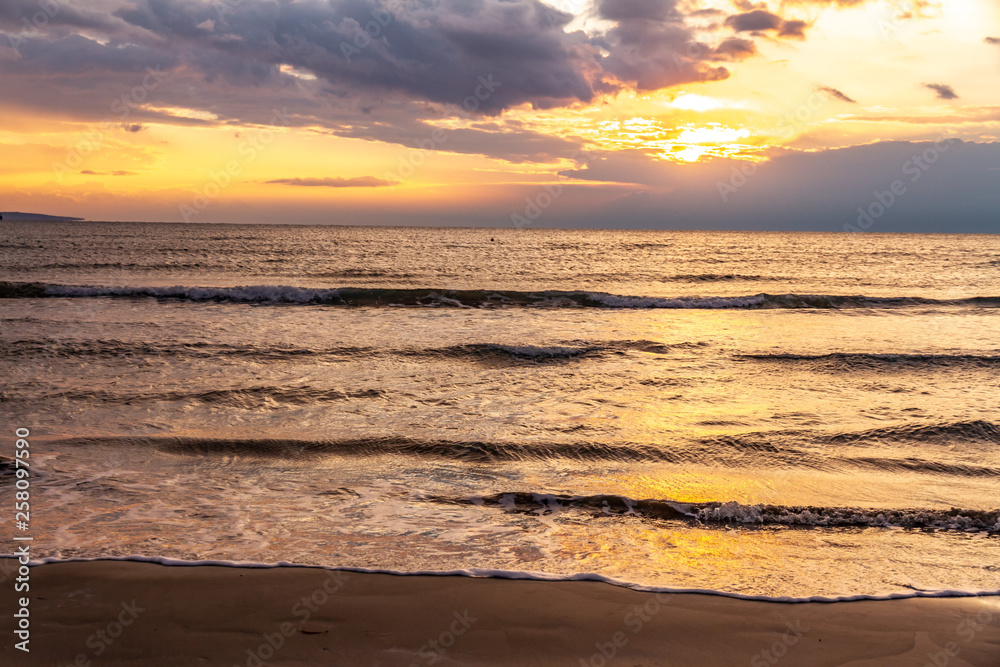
[2,221,999,600]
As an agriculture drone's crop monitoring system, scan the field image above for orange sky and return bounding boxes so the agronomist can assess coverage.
[1,0,997,229]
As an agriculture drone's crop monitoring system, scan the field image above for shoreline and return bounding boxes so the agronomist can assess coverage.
[8,555,1000,603]
[2,560,998,665]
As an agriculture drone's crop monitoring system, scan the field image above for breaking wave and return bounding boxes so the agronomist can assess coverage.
[3,281,998,309]
[0,338,698,365]
[28,430,1000,478]
[827,420,1000,446]
[435,492,1000,534]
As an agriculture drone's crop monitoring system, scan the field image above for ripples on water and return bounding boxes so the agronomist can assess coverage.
[1,222,999,597]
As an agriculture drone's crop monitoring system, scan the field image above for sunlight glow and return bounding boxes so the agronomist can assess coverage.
[675,124,751,145]
[668,94,731,112]
[576,117,761,163]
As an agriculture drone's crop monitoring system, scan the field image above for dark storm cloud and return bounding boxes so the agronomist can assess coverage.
[11,33,176,74]
[594,0,681,22]
[593,0,730,91]
[265,176,398,187]
[924,83,958,100]
[817,86,857,103]
[0,0,600,117]
[0,0,780,162]
[106,0,602,113]
[0,0,123,32]
[0,0,755,110]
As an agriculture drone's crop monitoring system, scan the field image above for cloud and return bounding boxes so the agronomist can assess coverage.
[0,0,123,32]
[0,0,759,164]
[103,0,736,113]
[594,0,681,22]
[593,0,730,91]
[836,106,1000,125]
[924,83,958,100]
[555,140,1000,233]
[780,0,937,14]
[80,170,136,176]
[0,1,602,115]
[817,86,857,103]
[331,121,584,164]
[724,9,807,38]
[265,176,398,187]
[0,0,845,169]
[778,20,807,38]
[711,38,757,61]
[986,37,1000,45]
[725,10,784,32]
[9,33,177,75]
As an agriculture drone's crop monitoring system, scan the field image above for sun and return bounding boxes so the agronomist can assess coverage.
[573,117,761,163]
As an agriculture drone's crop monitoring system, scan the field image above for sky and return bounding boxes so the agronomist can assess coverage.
[1,0,998,231]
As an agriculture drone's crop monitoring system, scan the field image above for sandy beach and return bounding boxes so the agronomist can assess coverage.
[1,559,998,666]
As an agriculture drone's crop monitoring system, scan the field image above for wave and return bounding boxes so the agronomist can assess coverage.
[827,420,1000,446]
[0,338,695,365]
[0,339,373,361]
[740,352,1000,370]
[666,274,777,283]
[51,435,680,463]
[699,420,1000,467]
[424,343,608,364]
[4,281,998,309]
[37,385,384,408]
[425,340,700,362]
[33,432,1000,478]
[433,492,1000,534]
[20,261,208,271]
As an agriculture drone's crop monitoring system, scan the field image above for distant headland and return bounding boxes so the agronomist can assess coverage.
[0,212,86,221]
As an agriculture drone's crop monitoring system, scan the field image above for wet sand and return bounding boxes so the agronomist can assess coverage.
[1,560,998,666]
